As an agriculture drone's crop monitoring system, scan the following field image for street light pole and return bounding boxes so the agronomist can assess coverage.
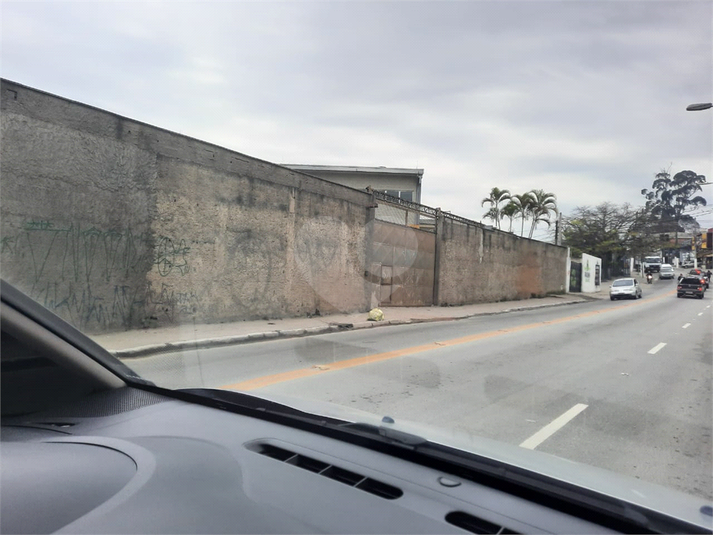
[686,102,713,111]
[685,102,711,268]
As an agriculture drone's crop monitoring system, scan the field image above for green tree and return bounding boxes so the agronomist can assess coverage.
[527,189,558,239]
[501,201,519,233]
[510,193,533,237]
[481,187,511,229]
[562,202,659,278]
[482,206,500,227]
[641,168,707,246]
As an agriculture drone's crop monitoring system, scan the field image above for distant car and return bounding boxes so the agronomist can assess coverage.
[642,256,661,273]
[681,260,694,268]
[659,264,675,279]
[609,278,642,300]
[677,276,706,299]
[688,269,709,289]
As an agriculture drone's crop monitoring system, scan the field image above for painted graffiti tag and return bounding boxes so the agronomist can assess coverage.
[24,220,55,230]
[145,282,200,323]
[1,219,196,330]
[155,236,190,276]
[2,220,192,284]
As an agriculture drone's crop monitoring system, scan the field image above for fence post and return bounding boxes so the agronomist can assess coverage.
[433,208,443,306]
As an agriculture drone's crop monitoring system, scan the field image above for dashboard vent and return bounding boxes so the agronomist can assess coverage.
[445,511,519,534]
[249,442,403,500]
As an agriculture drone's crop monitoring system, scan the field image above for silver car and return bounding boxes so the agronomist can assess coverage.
[609,278,642,300]
[659,264,675,279]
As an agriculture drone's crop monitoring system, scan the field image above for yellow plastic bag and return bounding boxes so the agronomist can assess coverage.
[367,308,384,321]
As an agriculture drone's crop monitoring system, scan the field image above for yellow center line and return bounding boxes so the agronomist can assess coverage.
[221,289,676,391]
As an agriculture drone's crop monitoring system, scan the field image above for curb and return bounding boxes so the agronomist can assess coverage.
[113,297,589,359]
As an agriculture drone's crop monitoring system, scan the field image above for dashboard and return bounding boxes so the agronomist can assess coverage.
[2,386,613,534]
[1,279,710,535]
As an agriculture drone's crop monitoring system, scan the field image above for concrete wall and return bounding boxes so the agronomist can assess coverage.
[580,253,602,293]
[370,221,435,307]
[1,79,372,333]
[436,218,568,305]
[1,78,568,334]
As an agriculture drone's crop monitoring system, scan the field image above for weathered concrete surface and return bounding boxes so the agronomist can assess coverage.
[1,79,372,332]
[1,78,567,334]
[152,156,370,323]
[370,220,435,306]
[437,218,568,305]
[98,293,591,357]
[0,110,159,330]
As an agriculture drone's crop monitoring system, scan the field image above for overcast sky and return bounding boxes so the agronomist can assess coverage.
[2,1,712,235]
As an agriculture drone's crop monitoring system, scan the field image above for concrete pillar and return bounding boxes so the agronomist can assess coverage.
[364,188,378,309]
[433,208,443,306]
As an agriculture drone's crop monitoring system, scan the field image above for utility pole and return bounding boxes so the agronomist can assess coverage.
[555,211,562,246]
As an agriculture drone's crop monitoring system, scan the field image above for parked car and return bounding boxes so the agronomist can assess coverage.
[681,260,695,268]
[609,278,642,300]
[677,276,706,299]
[659,264,675,279]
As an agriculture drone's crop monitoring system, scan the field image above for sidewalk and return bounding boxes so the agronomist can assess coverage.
[95,291,608,358]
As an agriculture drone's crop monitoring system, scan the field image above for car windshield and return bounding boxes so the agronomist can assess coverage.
[1,0,711,505]
[612,280,634,287]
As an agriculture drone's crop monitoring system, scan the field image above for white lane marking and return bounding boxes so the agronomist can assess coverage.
[648,342,667,354]
[699,313,704,316]
[519,403,588,450]
[682,323,691,329]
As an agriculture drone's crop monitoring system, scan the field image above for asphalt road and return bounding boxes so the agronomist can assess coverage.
[126,277,712,499]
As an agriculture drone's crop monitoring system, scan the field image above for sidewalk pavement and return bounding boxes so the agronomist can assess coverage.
[94,291,609,358]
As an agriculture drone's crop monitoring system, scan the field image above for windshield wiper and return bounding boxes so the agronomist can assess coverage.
[174,387,347,426]
[338,421,428,449]
[176,389,431,449]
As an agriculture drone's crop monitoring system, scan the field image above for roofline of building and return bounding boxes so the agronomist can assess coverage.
[282,164,424,176]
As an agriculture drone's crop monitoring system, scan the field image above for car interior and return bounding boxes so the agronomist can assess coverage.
[2,280,711,535]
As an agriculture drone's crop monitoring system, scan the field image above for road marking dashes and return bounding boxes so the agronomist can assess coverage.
[682,323,691,329]
[520,403,588,450]
[648,343,666,354]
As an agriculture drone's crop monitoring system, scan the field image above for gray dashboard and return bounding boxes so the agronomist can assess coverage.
[1,387,612,534]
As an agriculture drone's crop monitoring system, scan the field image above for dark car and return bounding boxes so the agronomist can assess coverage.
[678,277,706,299]
[689,269,710,289]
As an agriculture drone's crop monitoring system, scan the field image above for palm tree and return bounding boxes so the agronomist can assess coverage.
[501,201,519,233]
[482,206,500,227]
[527,189,558,239]
[481,187,511,229]
[510,193,533,237]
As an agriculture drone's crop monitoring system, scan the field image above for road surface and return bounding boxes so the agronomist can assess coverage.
[125,278,713,499]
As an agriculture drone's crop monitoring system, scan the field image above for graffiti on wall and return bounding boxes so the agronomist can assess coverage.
[0,219,197,330]
[155,236,191,277]
[227,229,286,315]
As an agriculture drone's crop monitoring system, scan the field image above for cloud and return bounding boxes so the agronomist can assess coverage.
[1,0,711,226]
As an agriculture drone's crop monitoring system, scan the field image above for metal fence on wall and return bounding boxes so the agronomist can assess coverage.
[372,190,488,234]
[373,191,437,232]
